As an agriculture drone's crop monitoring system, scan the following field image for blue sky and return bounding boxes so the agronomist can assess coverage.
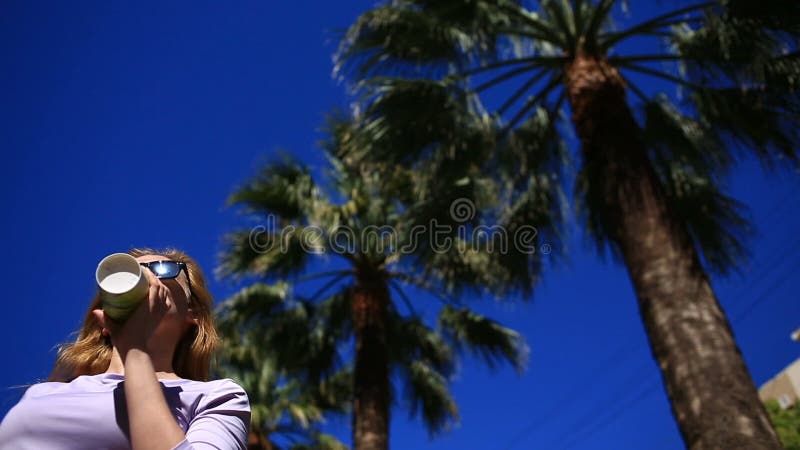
[2,2,799,449]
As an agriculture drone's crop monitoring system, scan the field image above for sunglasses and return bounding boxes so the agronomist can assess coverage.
[139,260,192,298]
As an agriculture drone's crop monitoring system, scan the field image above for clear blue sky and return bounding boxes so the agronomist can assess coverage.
[1,2,799,449]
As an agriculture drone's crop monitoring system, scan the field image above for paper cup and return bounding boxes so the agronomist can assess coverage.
[96,253,149,321]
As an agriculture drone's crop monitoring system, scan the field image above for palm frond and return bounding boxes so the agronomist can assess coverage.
[496,68,551,116]
[672,5,800,166]
[387,314,456,376]
[347,78,478,167]
[218,106,543,446]
[666,170,752,276]
[414,239,513,299]
[642,95,731,175]
[221,155,328,280]
[598,2,714,51]
[418,155,563,297]
[503,72,563,132]
[227,154,317,221]
[401,360,459,436]
[311,368,353,413]
[281,290,353,384]
[583,0,617,52]
[217,228,312,281]
[216,325,350,450]
[335,4,472,79]
[216,282,291,332]
[289,433,350,450]
[438,305,528,373]
[725,0,800,35]
[541,0,576,50]
[225,288,350,384]
[643,97,752,275]
[692,87,799,167]
[455,106,569,297]
[404,0,533,60]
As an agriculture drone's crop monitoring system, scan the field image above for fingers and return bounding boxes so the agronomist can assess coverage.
[143,268,162,291]
[143,270,172,309]
[158,283,173,310]
[164,289,173,309]
[141,270,184,310]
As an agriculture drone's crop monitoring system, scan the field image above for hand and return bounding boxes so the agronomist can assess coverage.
[93,269,173,357]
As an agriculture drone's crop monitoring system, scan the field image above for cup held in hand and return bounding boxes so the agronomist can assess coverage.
[96,253,149,322]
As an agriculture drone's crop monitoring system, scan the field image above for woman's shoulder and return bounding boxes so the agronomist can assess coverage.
[166,377,248,399]
[21,373,120,397]
[201,378,248,404]
[165,377,250,414]
[164,376,244,391]
[20,374,248,409]
[205,377,247,395]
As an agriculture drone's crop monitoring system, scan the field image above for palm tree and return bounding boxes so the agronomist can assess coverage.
[218,117,534,450]
[215,284,351,450]
[335,1,799,448]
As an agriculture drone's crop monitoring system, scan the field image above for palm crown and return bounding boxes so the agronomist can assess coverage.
[334,1,799,448]
[214,308,351,450]
[217,116,530,446]
[335,0,798,273]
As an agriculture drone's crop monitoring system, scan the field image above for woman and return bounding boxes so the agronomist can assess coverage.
[0,248,250,449]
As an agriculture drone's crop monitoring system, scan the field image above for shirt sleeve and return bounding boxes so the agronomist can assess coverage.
[170,379,250,450]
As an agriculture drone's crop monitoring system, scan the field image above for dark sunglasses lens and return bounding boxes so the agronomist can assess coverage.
[150,261,180,278]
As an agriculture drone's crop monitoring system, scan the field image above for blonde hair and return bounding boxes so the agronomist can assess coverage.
[48,248,219,382]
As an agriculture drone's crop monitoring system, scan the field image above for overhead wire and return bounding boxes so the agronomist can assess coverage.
[500,183,800,449]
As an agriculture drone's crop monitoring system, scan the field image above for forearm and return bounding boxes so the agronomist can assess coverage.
[123,349,186,450]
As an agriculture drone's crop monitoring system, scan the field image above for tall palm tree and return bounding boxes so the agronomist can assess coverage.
[215,285,351,450]
[335,1,799,448]
[218,117,536,450]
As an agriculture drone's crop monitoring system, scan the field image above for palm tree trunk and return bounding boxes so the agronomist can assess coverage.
[352,266,391,450]
[247,429,274,450]
[564,52,782,450]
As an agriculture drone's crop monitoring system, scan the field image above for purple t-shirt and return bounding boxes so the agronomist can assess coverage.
[0,373,250,450]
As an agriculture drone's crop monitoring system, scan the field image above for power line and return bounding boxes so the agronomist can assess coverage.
[725,232,800,312]
[497,343,641,450]
[522,255,800,450]
[723,184,800,311]
[553,261,800,450]
[547,362,658,449]
[731,257,800,324]
[499,185,800,450]
[556,380,660,450]
[500,253,800,450]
